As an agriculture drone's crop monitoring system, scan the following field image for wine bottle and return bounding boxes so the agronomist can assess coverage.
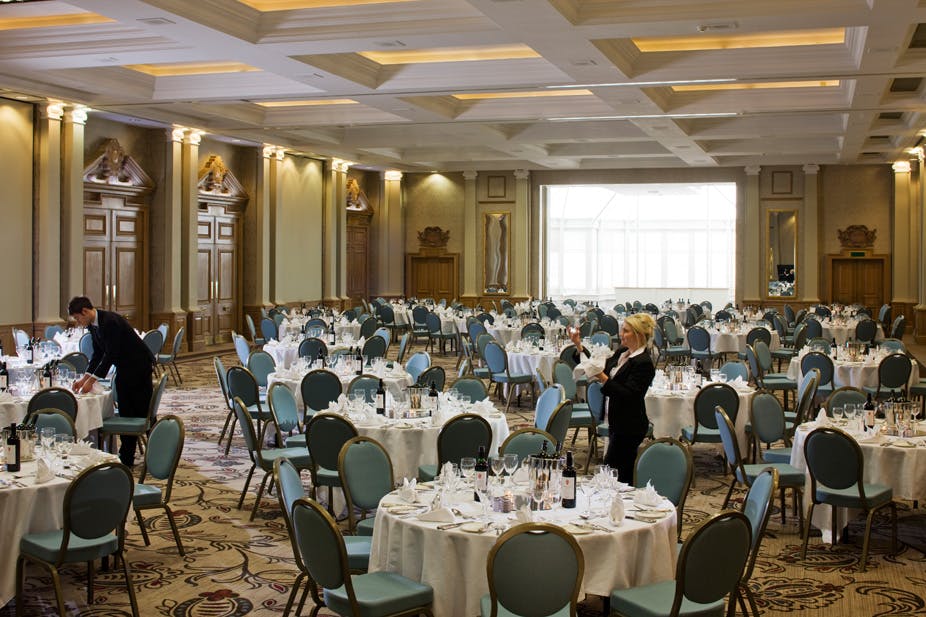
[26,338,33,365]
[376,379,386,416]
[0,362,7,391]
[316,348,325,369]
[43,362,53,388]
[864,392,875,428]
[474,445,488,501]
[355,347,363,375]
[427,381,439,416]
[6,422,20,472]
[561,450,577,508]
[328,322,337,346]
[830,338,838,359]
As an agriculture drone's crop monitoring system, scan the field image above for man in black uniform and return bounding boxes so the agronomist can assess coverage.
[68,296,155,467]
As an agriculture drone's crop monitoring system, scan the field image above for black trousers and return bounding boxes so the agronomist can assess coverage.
[114,367,154,466]
[605,430,645,483]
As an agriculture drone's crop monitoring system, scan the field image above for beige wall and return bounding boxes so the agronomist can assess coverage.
[274,155,324,302]
[820,165,892,254]
[0,99,34,327]
[404,172,465,254]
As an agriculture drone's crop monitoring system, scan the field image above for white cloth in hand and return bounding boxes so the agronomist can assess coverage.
[418,507,454,523]
[610,497,625,526]
[573,346,615,381]
[35,458,54,484]
[634,480,662,507]
[515,505,533,524]
[398,478,418,503]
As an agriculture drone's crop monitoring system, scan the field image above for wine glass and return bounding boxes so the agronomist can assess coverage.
[40,427,56,455]
[490,456,505,484]
[460,457,476,484]
[503,454,519,485]
[531,485,546,514]
[832,405,845,424]
[55,434,74,469]
[844,404,858,428]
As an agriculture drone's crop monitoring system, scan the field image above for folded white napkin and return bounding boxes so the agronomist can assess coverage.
[324,394,348,414]
[439,461,455,481]
[610,497,625,525]
[90,382,105,394]
[515,505,533,523]
[730,376,748,389]
[398,477,418,503]
[634,480,663,507]
[856,427,881,443]
[418,507,454,523]
[35,457,54,484]
[364,414,386,426]
[814,409,828,425]
[71,441,94,456]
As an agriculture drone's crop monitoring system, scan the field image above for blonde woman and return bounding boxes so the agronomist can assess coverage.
[570,312,656,481]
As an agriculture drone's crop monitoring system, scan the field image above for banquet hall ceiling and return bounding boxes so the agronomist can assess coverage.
[1,0,925,171]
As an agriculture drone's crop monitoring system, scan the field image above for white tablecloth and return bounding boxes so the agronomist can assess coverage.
[268,366,414,408]
[707,328,780,354]
[0,391,114,439]
[820,321,884,346]
[370,487,677,617]
[786,354,919,390]
[507,349,559,386]
[487,325,521,347]
[790,422,926,542]
[645,385,755,453]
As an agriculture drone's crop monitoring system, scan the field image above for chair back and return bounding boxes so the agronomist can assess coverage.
[438,413,492,467]
[803,318,823,339]
[417,365,446,390]
[693,382,739,429]
[27,408,76,437]
[306,413,358,472]
[275,457,306,522]
[79,332,94,358]
[552,361,578,400]
[359,317,380,339]
[805,337,830,352]
[27,386,78,420]
[44,325,64,340]
[878,303,892,328]
[486,523,584,617]
[890,315,906,339]
[557,345,579,369]
[534,385,564,430]
[825,386,865,416]
[794,369,819,426]
[483,341,509,375]
[60,351,89,374]
[260,317,278,342]
[268,382,301,434]
[142,330,164,357]
[143,415,184,496]
[227,366,260,407]
[589,331,611,347]
[247,350,276,387]
[378,303,396,326]
[11,328,29,348]
[520,322,545,341]
[855,318,878,344]
[373,327,391,348]
[675,511,751,612]
[714,406,746,475]
[633,437,692,508]
[744,344,763,386]
[476,312,495,325]
[686,326,710,353]
[339,436,394,511]
[662,319,682,345]
[405,351,431,382]
[586,381,604,421]
[753,340,775,374]
[598,315,619,336]
[230,332,249,366]
[878,338,905,353]
[361,335,387,359]
[801,351,834,387]
[745,327,771,348]
[298,338,327,360]
[347,374,380,403]
[741,467,778,581]
[301,369,343,414]
[396,332,411,363]
[499,428,557,464]
[245,314,259,343]
[791,322,808,350]
[804,427,865,493]
[544,401,574,447]
[64,462,134,550]
[449,377,489,402]
[878,353,912,392]
[292,498,350,593]
[719,361,748,382]
[750,392,786,445]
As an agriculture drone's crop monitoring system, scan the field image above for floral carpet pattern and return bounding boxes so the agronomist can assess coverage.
[5,349,926,616]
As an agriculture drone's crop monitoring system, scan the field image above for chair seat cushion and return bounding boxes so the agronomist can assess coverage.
[21,530,119,564]
[761,448,792,464]
[315,466,340,487]
[816,482,893,508]
[681,426,722,443]
[569,408,595,428]
[492,373,532,384]
[596,423,609,438]
[356,517,375,536]
[157,354,174,362]
[473,368,491,378]
[480,594,571,617]
[345,536,373,571]
[133,483,163,507]
[101,416,148,433]
[763,377,796,389]
[324,572,433,617]
[260,448,312,471]
[418,464,438,482]
[740,463,804,486]
[284,433,306,448]
[610,580,725,617]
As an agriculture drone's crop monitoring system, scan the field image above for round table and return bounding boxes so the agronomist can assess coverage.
[267,364,414,408]
[644,383,755,453]
[820,320,884,346]
[506,347,560,386]
[786,352,919,390]
[369,484,677,617]
[0,390,114,439]
[707,326,780,354]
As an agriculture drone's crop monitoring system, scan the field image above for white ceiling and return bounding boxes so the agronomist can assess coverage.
[1,0,925,171]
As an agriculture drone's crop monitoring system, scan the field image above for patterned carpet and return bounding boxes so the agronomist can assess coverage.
[5,345,926,617]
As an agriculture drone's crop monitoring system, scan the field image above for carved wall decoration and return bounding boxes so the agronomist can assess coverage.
[837,225,876,250]
[197,155,248,211]
[346,177,373,214]
[417,226,450,249]
[83,139,154,198]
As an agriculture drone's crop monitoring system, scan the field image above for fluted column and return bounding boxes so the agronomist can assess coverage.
[60,106,87,309]
[180,129,201,350]
[513,170,530,299]
[375,170,404,297]
[802,164,821,303]
[893,161,914,308]
[742,166,761,303]
[34,102,64,331]
[462,170,478,304]
[323,159,349,307]
[243,145,276,324]
[913,151,926,342]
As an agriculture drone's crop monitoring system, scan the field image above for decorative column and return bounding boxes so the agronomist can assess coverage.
[376,170,404,297]
[34,102,64,334]
[267,147,283,304]
[801,164,821,304]
[181,129,202,351]
[742,166,761,304]
[243,145,276,325]
[893,160,916,322]
[323,159,349,307]
[913,150,926,342]
[461,170,479,305]
[60,105,87,309]
[150,127,187,340]
[513,169,531,299]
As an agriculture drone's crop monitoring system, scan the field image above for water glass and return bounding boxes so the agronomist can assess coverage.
[490,456,505,481]
[460,457,476,483]
[40,427,56,453]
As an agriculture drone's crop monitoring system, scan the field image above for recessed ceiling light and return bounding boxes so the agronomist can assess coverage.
[453,90,593,100]
[125,62,261,76]
[254,98,357,107]
[358,44,539,65]
[633,27,844,52]
[136,17,176,26]
[672,80,839,92]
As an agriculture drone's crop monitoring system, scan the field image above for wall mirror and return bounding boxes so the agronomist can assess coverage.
[766,209,797,297]
[483,212,509,294]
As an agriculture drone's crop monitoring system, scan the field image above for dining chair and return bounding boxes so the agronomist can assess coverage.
[268,382,306,448]
[245,314,265,347]
[719,361,748,382]
[749,392,792,464]
[803,318,823,340]
[738,326,771,361]
[232,397,312,521]
[800,426,897,572]
[878,304,892,331]
[247,349,277,388]
[361,335,387,360]
[542,400,574,450]
[483,341,534,413]
[410,306,431,345]
[736,467,778,617]
[214,356,238,452]
[301,369,343,417]
[805,337,830,353]
[43,324,64,340]
[59,351,89,374]
[298,337,328,360]
[551,360,595,450]
[226,366,271,448]
[347,374,380,404]
[232,331,251,366]
[156,327,185,386]
[290,497,434,617]
[416,365,446,391]
[854,318,878,344]
[878,338,905,353]
[25,408,76,437]
[686,325,715,369]
[100,374,168,456]
[27,386,79,421]
[889,315,905,339]
[476,311,495,325]
[498,427,557,464]
[715,406,804,527]
[405,351,431,382]
[681,382,739,447]
[425,312,455,355]
[396,332,412,364]
[865,352,912,399]
[339,436,395,536]
[633,437,693,541]
[305,413,358,511]
[800,351,834,396]
[825,386,866,417]
[260,317,278,343]
[449,376,489,402]
[520,322,545,341]
[359,317,380,340]
[373,326,392,349]
[133,414,185,555]
[609,510,751,617]
[78,332,94,359]
[15,462,139,617]
[482,523,584,617]
[750,341,797,407]
[418,413,492,481]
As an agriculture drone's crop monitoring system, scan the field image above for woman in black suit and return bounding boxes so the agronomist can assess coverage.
[571,312,656,481]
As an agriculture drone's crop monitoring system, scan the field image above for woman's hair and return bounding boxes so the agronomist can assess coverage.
[624,313,656,349]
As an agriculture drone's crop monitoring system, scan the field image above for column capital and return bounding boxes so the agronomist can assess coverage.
[183,129,203,146]
[41,101,65,121]
[463,170,478,181]
[384,170,403,182]
[802,163,820,175]
[262,145,285,160]
[167,127,186,143]
[744,165,761,176]
[893,160,912,174]
[63,106,88,125]
[331,158,352,173]
[514,169,530,181]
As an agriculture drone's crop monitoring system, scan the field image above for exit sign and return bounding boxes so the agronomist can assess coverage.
[849,251,866,257]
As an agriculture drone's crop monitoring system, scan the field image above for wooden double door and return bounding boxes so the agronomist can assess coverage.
[197,213,239,346]
[83,206,146,328]
[405,253,460,300]
[826,255,890,313]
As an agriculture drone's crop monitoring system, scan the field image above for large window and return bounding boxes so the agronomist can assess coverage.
[545,183,737,300]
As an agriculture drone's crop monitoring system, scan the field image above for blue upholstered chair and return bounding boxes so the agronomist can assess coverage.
[26,408,76,437]
[301,369,343,417]
[305,413,358,512]
[484,341,533,413]
[633,437,693,541]
[100,374,168,457]
[156,327,185,385]
[268,382,305,448]
[339,436,394,536]
[449,376,489,402]
[133,414,185,555]
[417,413,492,481]
[499,427,557,464]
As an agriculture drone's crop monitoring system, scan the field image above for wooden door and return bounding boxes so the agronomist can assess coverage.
[346,224,368,302]
[830,258,886,312]
[83,244,108,309]
[196,213,238,346]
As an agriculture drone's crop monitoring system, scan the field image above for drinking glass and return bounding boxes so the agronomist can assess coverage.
[490,456,505,483]
[40,427,56,454]
[503,453,519,479]
[531,486,546,513]
[832,405,844,424]
[844,404,858,427]
[55,434,74,469]
[460,457,476,484]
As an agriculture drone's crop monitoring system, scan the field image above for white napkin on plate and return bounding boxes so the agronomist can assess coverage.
[35,457,54,484]
[418,507,454,522]
[71,441,94,456]
[324,394,348,414]
[610,497,625,525]
[515,505,533,523]
[634,480,663,507]
[814,409,829,425]
[398,478,417,503]
[439,461,455,481]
